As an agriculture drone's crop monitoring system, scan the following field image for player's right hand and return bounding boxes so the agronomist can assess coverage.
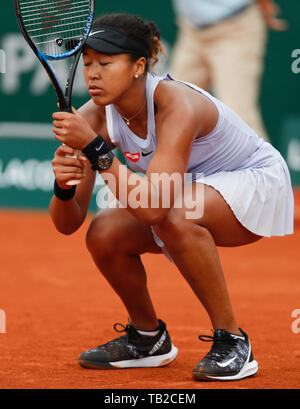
[52,145,87,190]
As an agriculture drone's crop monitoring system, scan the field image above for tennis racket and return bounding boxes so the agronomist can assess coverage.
[14,0,95,185]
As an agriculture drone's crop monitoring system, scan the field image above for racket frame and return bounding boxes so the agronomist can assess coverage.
[15,0,95,185]
[14,0,95,111]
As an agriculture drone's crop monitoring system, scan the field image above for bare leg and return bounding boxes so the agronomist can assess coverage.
[86,208,162,331]
[153,184,262,335]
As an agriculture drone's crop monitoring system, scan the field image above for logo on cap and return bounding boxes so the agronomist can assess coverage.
[89,30,105,37]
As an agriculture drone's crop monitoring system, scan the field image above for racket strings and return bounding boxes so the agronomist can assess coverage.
[19,0,91,57]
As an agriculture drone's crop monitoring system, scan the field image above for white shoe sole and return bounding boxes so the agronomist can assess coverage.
[203,359,258,381]
[110,344,178,369]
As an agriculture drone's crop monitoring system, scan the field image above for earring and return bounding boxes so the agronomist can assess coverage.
[135,74,139,79]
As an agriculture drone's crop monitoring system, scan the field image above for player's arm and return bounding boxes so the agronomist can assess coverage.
[142,83,201,224]
[70,97,198,226]
[138,80,217,224]
[52,85,209,227]
[49,101,113,235]
[93,83,202,226]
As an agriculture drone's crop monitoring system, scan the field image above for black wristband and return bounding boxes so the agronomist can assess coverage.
[54,180,76,201]
[82,134,112,165]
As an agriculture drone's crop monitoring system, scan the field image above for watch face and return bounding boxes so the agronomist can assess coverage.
[97,153,113,170]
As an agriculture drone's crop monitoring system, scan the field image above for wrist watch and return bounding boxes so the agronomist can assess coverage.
[91,150,115,171]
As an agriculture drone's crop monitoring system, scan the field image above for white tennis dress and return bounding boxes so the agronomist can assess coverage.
[105,72,294,246]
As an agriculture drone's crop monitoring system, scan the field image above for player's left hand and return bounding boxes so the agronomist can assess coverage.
[52,107,97,150]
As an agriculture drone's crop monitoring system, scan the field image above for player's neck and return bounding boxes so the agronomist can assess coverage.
[114,76,147,124]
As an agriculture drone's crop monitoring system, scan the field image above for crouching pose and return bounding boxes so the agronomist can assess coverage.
[50,13,294,381]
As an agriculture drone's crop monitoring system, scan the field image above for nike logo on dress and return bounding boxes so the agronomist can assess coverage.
[142,151,153,157]
[217,356,237,368]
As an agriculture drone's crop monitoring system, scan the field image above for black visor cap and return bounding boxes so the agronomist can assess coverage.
[85,27,149,58]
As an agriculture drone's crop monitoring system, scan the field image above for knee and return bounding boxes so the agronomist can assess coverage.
[153,208,190,244]
[153,209,210,251]
[86,216,119,259]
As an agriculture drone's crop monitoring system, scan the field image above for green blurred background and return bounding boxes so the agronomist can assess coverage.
[0,0,299,210]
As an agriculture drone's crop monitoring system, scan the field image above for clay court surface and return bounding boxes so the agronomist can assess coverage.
[0,191,300,389]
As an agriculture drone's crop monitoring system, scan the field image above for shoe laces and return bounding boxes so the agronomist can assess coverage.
[112,321,159,354]
[112,321,140,344]
[198,330,239,360]
[113,322,131,334]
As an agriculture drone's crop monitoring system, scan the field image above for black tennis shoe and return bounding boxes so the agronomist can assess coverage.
[193,328,258,381]
[78,319,178,369]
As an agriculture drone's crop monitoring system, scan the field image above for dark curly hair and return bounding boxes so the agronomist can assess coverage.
[92,13,166,71]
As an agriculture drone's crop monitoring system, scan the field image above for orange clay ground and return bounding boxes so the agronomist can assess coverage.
[0,190,299,389]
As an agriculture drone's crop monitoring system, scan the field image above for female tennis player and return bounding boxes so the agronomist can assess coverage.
[49,13,294,381]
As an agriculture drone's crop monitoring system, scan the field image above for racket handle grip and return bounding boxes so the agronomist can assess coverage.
[63,144,81,186]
